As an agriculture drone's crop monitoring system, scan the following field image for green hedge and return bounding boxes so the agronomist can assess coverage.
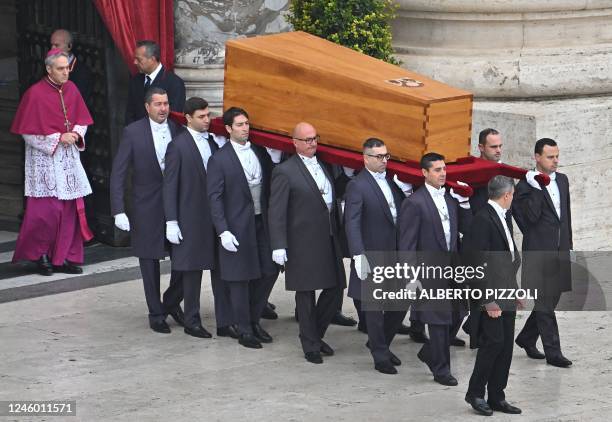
[288,0,400,65]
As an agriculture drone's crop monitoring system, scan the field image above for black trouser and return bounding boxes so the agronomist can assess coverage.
[419,312,463,377]
[515,292,562,358]
[364,309,407,363]
[228,274,277,335]
[138,258,182,324]
[467,311,516,402]
[295,286,343,353]
[163,270,203,328]
[211,269,234,329]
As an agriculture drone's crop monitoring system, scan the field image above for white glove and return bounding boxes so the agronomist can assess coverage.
[393,174,413,197]
[166,220,183,245]
[450,180,470,204]
[114,213,130,231]
[266,147,283,164]
[353,254,371,281]
[343,166,355,177]
[525,170,543,190]
[220,231,239,252]
[272,249,287,266]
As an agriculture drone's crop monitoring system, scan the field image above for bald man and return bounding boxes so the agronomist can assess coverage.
[50,29,93,103]
[268,122,346,364]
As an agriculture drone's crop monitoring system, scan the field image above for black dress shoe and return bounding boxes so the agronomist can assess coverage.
[320,340,334,356]
[417,349,433,372]
[238,333,262,349]
[167,308,185,327]
[150,320,171,334]
[331,312,357,327]
[252,323,273,343]
[433,374,458,386]
[465,395,493,416]
[375,360,398,375]
[305,351,323,364]
[397,323,411,335]
[184,325,212,338]
[36,255,53,276]
[261,303,278,320]
[517,342,546,359]
[546,355,572,368]
[488,400,521,414]
[451,337,466,347]
[409,330,430,344]
[216,325,239,339]
[268,302,276,310]
[53,260,83,274]
[389,351,402,366]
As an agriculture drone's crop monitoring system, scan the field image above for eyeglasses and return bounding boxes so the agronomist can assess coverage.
[293,135,320,144]
[365,153,391,161]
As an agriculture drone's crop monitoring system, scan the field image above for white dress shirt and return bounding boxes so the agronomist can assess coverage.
[187,127,213,170]
[488,199,515,260]
[230,140,262,185]
[149,118,172,171]
[545,172,561,218]
[367,169,397,223]
[425,182,451,250]
[299,154,333,209]
[145,63,162,86]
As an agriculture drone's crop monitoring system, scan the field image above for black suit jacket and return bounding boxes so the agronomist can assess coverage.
[398,185,472,325]
[463,203,521,348]
[163,131,218,271]
[344,170,404,300]
[268,154,346,292]
[125,66,186,125]
[69,57,93,104]
[207,141,275,281]
[110,117,182,258]
[512,173,572,293]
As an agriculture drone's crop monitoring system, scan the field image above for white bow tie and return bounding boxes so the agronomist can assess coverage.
[431,187,445,198]
[373,171,386,181]
[233,141,251,151]
[302,156,318,166]
[152,122,168,133]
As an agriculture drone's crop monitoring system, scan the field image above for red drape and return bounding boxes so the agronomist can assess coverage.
[94,0,175,75]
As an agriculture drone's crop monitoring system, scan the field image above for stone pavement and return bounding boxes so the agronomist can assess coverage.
[1,258,612,421]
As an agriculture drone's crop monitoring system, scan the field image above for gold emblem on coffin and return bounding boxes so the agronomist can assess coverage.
[385,78,424,88]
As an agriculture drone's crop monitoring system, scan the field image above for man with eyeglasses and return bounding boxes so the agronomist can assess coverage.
[344,138,407,374]
[268,122,346,364]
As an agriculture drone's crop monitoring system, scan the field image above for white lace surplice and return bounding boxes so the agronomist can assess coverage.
[22,124,92,200]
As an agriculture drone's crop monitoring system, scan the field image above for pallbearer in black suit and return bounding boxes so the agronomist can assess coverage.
[398,153,472,386]
[463,176,522,416]
[207,107,278,349]
[125,40,186,125]
[268,122,346,364]
[513,138,573,368]
[110,87,184,334]
[162,97,223,339]
[344,138,406,374]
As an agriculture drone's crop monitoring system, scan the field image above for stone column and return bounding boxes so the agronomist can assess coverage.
[393,0,612,250]
[173,0,291,113]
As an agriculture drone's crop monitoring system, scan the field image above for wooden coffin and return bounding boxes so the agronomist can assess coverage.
[223,31,473,162]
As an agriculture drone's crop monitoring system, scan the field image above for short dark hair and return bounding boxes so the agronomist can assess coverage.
[184,97,209,116]
[534,138,557,155]
[420,152,445,170]
[136,40,161,62]
[223,107,249,127]
[144,87,167,104]
[488,175,514,200]
[363,137,385,150]
[479,128,499,146]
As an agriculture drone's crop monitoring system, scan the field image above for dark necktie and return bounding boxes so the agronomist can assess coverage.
[144,75,152,92]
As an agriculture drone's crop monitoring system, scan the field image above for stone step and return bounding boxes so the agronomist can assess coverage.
[0,182,22,198]
[0,163,22,185]
[0,195,23,219]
